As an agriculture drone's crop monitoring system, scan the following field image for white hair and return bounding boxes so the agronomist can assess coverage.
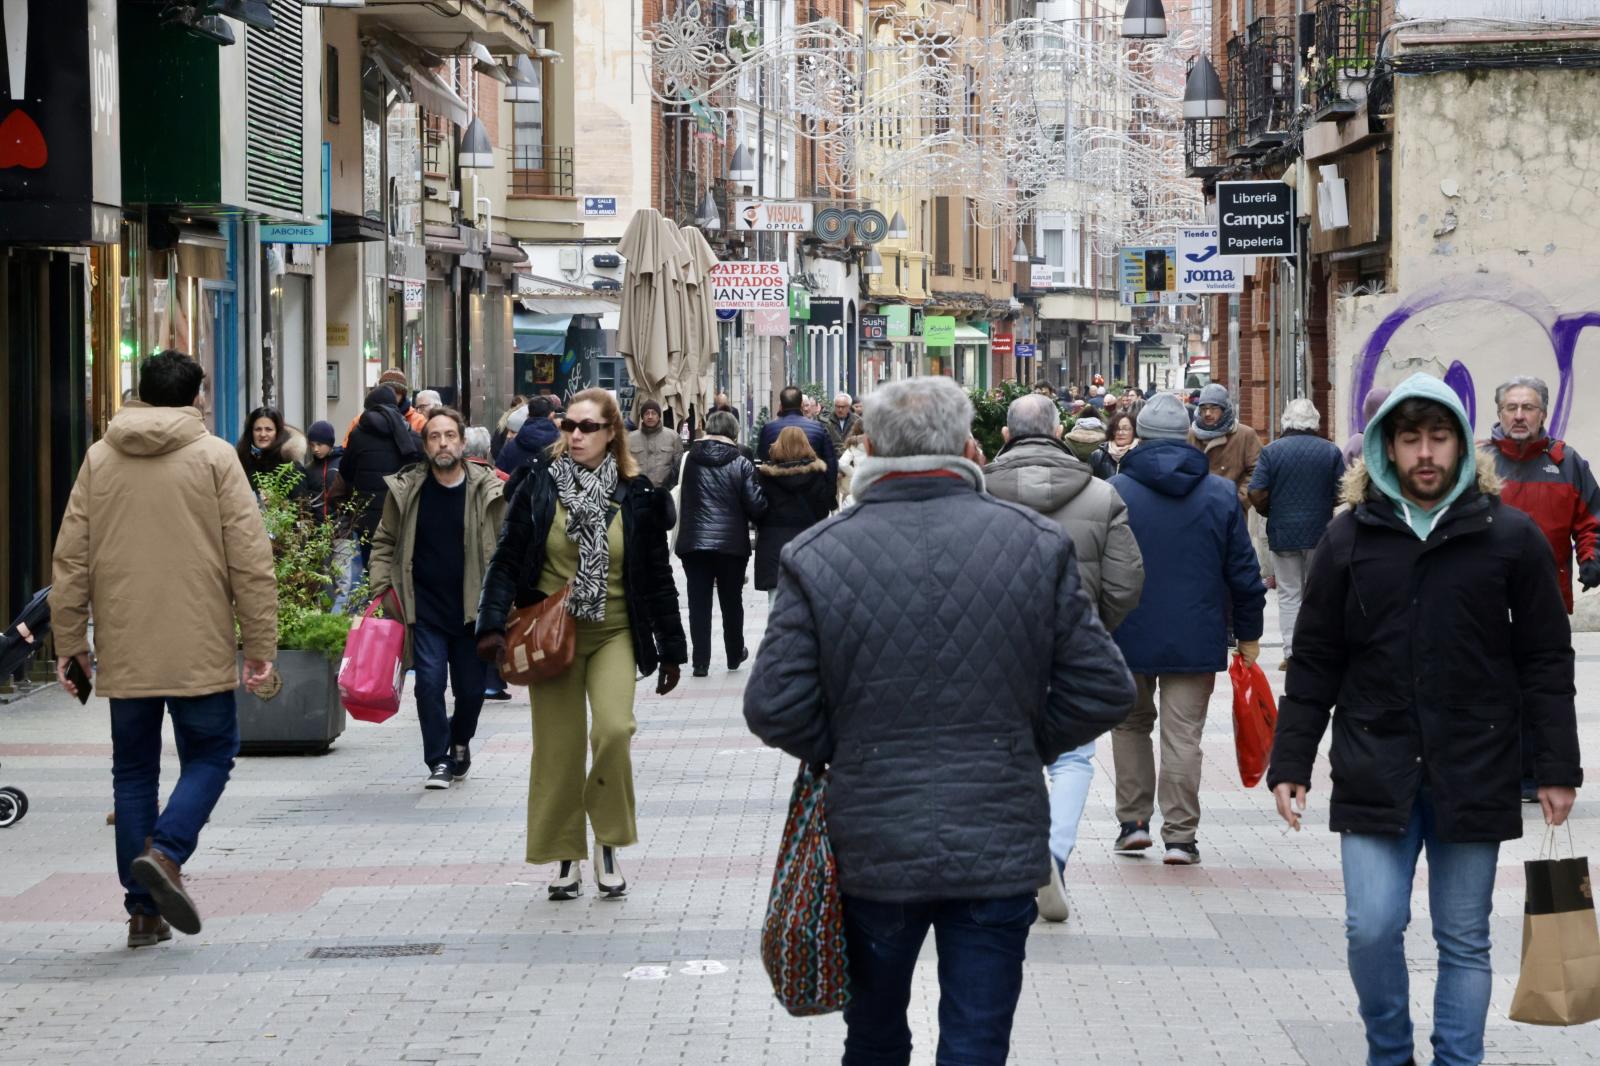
[415,389,442,408]
[864,376,972,457]
[463,425,492,460]
[1495,375,1548,410]
[834,392,852,405]
[1005,393,1061,438]
[1281,398,1320,432]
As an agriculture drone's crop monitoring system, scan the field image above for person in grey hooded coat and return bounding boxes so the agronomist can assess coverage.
[985,392,1144,923]
[744,376,1135,1065]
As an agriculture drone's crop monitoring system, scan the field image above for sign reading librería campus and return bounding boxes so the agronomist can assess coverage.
[710,262,790,310]
[1216,180,1295,257]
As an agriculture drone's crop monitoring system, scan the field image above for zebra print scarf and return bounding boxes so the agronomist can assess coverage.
[549,453,619,622]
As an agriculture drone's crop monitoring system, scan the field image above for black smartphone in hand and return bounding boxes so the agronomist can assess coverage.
[65,657,92,705]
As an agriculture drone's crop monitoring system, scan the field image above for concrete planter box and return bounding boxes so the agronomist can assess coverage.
[236,649,345,755]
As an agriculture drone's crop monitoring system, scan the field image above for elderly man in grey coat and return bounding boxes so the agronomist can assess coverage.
[744,376,1136,1066]
[985,392,1144,923]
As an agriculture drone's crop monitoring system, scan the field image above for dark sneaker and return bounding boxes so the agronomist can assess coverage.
[127,913,172,948]
[482,689,513,702]
[1163,842,1201,866]
[1521,778,1539,804]
[450,743,471,780]
[424,763,453,790]
[1114,821,1153,852]
[691,666,709,678]
[1036,861,1070,923]
[129,843,201,935]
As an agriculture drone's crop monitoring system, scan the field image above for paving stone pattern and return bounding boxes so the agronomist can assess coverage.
[1,590,1597,1065]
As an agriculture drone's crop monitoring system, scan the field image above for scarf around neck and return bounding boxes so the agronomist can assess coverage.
[1105,437,1139,461]
[1191,405,1236,441]
[548,454,620,621]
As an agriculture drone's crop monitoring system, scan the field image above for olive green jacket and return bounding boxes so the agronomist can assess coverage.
[368,460,506,630]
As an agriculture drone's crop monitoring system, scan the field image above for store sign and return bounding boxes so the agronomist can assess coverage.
[710,261,789,310]
[991,333,1015,356]
[1119,246,1199,306]
[582,196,617,216]
[860,314,888,341]
[1175,225,1244,294]
[754,307,789,336]
[1030,263,1054,289]
[808,296,843,327]
[1015,343,1037,359]
[0,0,122,243]
[814,206,889,243]
[883,304,911,339]
[736,200,814,232]
[261,142,332,245]
[923,315,956,347]
[716,307,739,321]
[1217,180,1296,257]
[403,281,424,311]
[789,285,810,320]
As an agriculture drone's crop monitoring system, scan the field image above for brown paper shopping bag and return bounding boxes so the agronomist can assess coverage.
[1509,828,1600,1026]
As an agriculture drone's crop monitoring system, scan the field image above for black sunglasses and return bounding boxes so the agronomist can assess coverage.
[560,418,610,434]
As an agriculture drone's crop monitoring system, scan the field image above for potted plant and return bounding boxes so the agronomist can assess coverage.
[236,465,363,755]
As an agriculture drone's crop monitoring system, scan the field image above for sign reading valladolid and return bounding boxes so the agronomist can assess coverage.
[710,262,790,310]
[1175,226,1244,294]
[735,201,814,232]
[1216,180,1295,257]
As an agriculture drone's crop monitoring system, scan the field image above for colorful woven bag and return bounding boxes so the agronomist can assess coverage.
[760,763,850,1017]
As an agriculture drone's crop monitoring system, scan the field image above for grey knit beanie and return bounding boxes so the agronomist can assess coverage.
[1138,393,1192,441]
[1198,383,1232,409]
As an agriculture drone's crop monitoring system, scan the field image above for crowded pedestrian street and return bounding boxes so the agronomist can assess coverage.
[2,591,1596,1066]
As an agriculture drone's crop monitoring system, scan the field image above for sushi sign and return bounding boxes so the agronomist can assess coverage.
[710,261,790,310]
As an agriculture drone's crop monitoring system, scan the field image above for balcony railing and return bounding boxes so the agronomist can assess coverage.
[1312,0,1383,118]
[1227,18,1295,155]
[510,145,574,196]
[934,262,956,277]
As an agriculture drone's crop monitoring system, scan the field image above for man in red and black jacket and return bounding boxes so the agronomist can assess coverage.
[1485,375,1600,614]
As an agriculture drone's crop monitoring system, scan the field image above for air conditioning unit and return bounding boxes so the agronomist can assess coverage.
[592,278,622,291]
[592,253,621,269]
[558,246,581,271]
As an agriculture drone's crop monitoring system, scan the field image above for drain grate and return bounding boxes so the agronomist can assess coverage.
[308,943,444,959]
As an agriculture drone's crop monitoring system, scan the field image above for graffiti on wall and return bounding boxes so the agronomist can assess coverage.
[1347,275,1600,442]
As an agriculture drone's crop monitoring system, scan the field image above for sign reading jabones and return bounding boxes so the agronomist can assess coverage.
[1216,180,1295,257]
[710,262,789,310]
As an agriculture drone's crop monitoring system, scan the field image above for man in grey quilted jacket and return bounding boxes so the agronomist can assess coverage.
[745,376,1136,1066]
[985,393,1144,924]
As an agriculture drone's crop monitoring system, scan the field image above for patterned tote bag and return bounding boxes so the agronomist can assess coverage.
[760,763,850,1016]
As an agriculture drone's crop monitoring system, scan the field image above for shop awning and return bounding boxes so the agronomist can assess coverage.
[953,324,989,344]
[517,294,621,315]
[515,313,571,354]
[408,70,471,128]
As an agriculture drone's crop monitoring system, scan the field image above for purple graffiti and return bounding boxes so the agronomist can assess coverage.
[1350,278,1600,439]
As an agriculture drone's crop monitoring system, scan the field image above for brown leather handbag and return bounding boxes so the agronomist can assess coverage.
[501,583,575,685]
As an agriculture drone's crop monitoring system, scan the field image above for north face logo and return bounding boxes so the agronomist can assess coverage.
[1545,464,1561,474]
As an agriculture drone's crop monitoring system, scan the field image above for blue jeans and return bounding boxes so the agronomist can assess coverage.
[412,621,488,770]
[109,691,240,917]
[1341,791,1500,1066]
[841,894,1036,1066]
[1047,741,1096,868]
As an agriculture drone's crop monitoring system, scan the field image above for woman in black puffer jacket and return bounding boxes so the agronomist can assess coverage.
[675,410,767,676]
[754,426,835,602]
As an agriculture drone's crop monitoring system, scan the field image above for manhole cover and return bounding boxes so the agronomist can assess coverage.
[308,943,444,959]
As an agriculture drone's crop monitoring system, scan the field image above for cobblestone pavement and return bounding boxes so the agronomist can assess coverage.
[2,590,1597,1066]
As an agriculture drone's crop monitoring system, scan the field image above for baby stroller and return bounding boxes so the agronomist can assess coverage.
[0,586,51,828]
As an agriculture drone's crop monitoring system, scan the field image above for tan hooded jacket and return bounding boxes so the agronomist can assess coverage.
[50,403,277,698]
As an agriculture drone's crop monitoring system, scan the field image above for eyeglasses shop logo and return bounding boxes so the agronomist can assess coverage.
[814,207,889,244]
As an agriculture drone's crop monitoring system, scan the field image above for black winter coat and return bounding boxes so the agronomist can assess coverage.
[296,446,344,522]
[476,456,687,676]
[338,409,422,537]
[1268,468,1582,843]
[744,473,1136,902]
[674,439,767,557]
[753,459,834,590]
[496,417,560,476]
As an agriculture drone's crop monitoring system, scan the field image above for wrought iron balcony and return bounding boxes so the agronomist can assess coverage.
[1226,17,1295,156]
[510,145,575,196]
[1312,0,1383,119]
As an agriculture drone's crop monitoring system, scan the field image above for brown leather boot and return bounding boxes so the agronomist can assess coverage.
[127,913,172,948]
[129,840,201,935]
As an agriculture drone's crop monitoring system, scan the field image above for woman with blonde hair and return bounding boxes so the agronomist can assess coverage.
[755,426,835,604]
[476,388,686,902]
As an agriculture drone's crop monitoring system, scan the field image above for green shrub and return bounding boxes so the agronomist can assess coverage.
[968,381,1070,461]
[254,465,368,660]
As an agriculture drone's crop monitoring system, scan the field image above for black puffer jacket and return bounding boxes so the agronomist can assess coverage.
[674,439,766,557]
[1268,464,1581,843]
[476,456,687,676]
[744,470,1136,902]
[753,459,834,590]
[337,400,422,538]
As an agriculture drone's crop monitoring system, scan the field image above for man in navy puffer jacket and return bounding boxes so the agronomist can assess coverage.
[496,397,562,476]
[1108,392,1266,865]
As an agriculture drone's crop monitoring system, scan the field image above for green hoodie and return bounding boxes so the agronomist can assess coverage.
[1361,372,1478,540]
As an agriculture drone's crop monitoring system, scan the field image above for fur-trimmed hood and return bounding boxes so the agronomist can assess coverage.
[759,457,826,478]
[1339,452,1502,509]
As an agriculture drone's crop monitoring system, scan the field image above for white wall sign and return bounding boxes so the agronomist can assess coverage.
[1030,263,1054,288]
[1176,226,1245,294]
[734,200,814,232]
[710,261,790,310]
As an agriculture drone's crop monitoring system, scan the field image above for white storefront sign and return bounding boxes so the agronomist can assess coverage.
[1176,225,1245,294]
[734,201,814,232]
[710,261,790,310]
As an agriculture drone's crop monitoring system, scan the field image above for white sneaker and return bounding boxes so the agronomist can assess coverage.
[1036,861,1070,923]
[1163,843,1201,865]
[593,842,628,899]
[548,860,581,901]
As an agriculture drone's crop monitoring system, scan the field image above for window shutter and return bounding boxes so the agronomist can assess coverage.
[245,0,305,216]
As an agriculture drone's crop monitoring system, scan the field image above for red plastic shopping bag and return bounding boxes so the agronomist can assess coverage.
[337,591,406,723]
[1229,653,1278,788]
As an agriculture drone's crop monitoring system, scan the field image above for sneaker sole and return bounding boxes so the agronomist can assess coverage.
[1114,837,1153,853]
[451,769,470,780]
[548,885,582,901]
[596,884,628,900]
[129,856,201,936]
[127,930,172,949]
[424,779,451,790]
[1162,852,1201,866]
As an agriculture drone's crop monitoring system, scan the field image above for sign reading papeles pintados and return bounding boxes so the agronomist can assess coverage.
[710,261,791,310]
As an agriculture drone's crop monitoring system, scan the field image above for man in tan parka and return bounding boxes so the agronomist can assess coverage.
[50,350,277,948]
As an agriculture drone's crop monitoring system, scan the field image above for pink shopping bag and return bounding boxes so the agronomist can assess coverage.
[338,591,406,723]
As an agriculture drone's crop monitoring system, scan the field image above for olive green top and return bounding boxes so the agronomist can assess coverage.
[538,503,627,620]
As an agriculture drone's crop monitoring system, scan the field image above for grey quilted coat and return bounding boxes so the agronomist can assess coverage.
[743,463,1137,903]
[985,436,1145,631]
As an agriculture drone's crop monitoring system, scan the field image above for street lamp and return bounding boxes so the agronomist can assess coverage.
[1119,0,1167,40]
[1011,235,1030,263]
[729,142,757,183]
[697,189,722,232]
[457,116,494,168]
[505,55,541,103]
[886,210,909,240]
[864,248,884,275]
[1183,55,1227,121]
